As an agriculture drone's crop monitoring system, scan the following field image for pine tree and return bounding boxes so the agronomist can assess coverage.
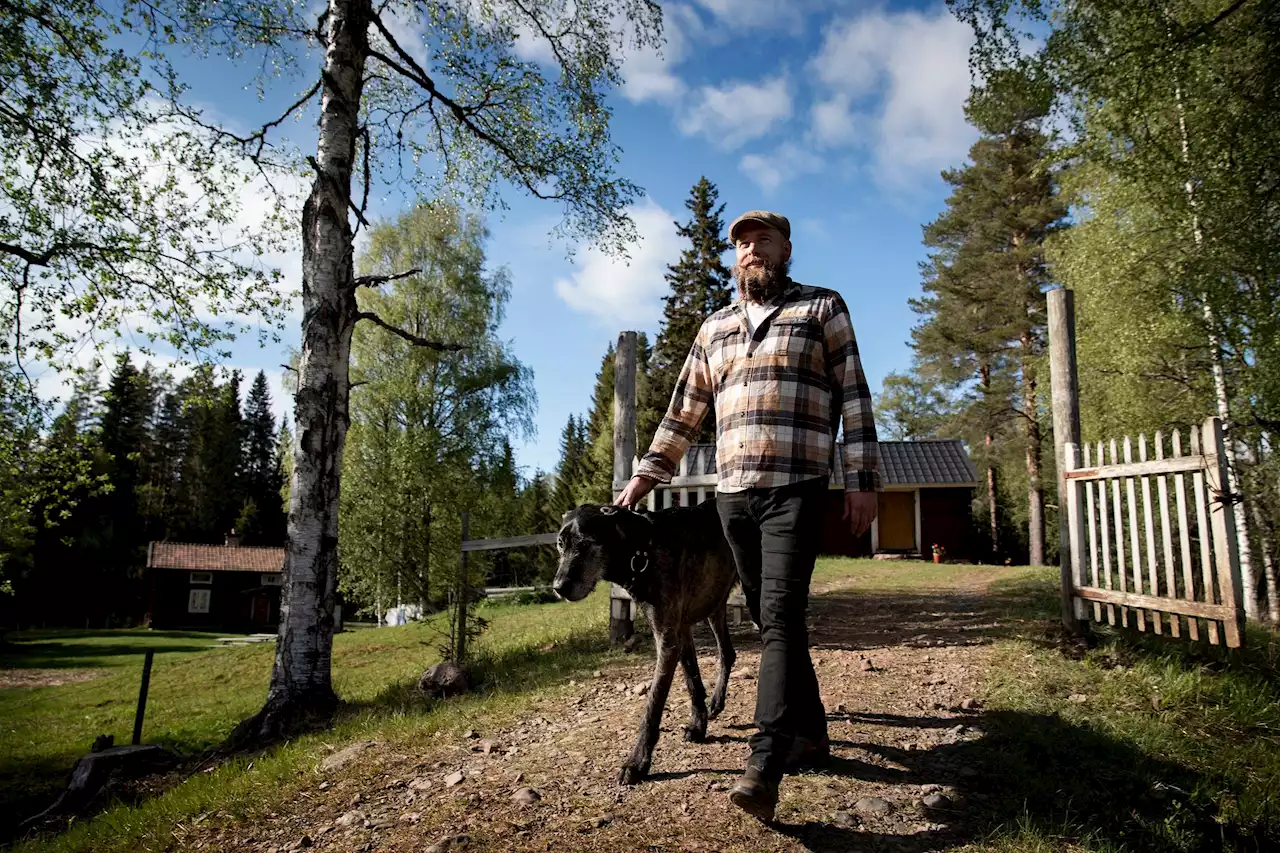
[912,72,1067,565]
[639,178,733,448]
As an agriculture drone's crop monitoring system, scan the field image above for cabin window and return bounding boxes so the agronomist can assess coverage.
[189,571,213,585]
[188,588,211,614]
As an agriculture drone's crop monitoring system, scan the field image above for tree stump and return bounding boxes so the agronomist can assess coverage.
[23,744,180,829]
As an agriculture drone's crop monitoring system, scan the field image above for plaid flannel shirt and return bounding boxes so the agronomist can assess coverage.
[636,281,881,493]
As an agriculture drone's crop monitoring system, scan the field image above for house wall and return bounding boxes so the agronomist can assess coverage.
[820,490,872,557]
[919,488,976,561]
[148,569,281,631]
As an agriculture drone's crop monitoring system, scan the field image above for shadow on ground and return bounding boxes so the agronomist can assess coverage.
[770,706,1264,853]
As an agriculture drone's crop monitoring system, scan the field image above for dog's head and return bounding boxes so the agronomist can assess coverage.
[551,504,652,602]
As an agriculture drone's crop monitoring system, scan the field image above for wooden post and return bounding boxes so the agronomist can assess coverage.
[1048,288,1086,631]
[1204,417,1247,648]
[456,511,470,663]
[131,650,154,746]
[611,332,637,645]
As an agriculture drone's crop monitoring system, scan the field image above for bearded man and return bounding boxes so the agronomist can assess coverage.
[615,210,881,822]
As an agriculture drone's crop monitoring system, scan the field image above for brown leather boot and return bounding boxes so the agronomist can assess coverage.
[728,765,778,822]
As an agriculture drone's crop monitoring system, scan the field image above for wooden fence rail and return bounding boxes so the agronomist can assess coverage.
[1063,416,1246,647]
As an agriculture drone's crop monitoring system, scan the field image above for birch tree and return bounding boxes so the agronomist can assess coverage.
[149,0,661,741]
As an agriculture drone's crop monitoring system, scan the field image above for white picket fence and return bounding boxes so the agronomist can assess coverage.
[1062,416,1246,646]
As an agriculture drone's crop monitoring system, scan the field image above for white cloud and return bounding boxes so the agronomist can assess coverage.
[739,141,823,194]
[553,198,683,328]
[691,0,818,35]
[808,7,977,187]
[510,2,699,105]
[677,75,792,150]
[810,93,858,147]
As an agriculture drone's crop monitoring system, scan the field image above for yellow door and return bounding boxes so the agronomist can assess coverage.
[878,491,916,551]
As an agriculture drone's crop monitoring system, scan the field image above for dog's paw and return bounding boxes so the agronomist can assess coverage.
[683,725,707,744]
[618,761,649,785]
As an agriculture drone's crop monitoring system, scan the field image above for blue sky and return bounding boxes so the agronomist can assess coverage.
[43,0,983,482]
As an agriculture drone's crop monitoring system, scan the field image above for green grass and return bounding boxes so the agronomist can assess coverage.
[6,560,1280,852]
[0,586,622,850]
[967,567,1280,851]
[811,554,1043,590]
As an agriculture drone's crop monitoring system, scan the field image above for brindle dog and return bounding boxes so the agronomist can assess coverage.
[552,498,738,785]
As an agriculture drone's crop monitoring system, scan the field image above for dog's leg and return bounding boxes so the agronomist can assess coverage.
[706,605,735,720]
[678,626,709,743]
[619,629,680,785]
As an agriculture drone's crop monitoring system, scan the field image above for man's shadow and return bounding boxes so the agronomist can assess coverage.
[758,708,1264,853]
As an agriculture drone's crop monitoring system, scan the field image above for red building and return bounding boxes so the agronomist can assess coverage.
[647,440,981,561]
[145,535,285,631]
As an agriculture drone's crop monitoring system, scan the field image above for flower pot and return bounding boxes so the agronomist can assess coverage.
[932,553,942,564]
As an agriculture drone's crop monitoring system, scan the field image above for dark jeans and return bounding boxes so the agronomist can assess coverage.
[715,477,828,781]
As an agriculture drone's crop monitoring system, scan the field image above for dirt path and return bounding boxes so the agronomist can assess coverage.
[195,573,1032,853]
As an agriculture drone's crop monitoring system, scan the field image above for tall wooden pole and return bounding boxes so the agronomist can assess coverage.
[611,332,637,645]
[1048,288,1085,633]
[613,332,637,497]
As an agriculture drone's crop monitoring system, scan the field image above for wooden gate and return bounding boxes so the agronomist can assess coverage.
[1061,417,1246,646]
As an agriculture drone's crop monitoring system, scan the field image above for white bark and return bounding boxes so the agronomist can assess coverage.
[1173,79,1257,619]
[255,0,370,730]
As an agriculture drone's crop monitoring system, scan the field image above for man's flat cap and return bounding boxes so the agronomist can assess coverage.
[729,210,791,243]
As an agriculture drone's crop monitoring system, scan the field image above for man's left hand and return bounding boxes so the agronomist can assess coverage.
[843,491,878,537]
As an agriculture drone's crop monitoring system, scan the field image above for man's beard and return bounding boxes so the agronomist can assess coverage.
[734,258,791,304]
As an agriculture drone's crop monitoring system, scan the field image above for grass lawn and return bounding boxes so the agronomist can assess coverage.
[0,587,617,847]
[4,558,1280,852]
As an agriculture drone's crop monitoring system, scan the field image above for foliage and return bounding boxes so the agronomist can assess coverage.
[907,70,1066,564]
[1,356,287,627]
[951,0,1280,611]
[0,0,289,372]
[337,202,534,621]
[873,370,957,441]
[638,177,734,447]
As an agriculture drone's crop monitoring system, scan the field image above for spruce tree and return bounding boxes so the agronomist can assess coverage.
[240,371,286,545]
[639,178,732,448]
[552,415,586,517]
[581,343,616,502]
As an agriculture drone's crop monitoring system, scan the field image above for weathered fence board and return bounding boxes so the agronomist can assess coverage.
[1063,417,1246,647]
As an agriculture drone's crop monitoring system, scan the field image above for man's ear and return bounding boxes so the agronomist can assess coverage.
[782,239,792,262]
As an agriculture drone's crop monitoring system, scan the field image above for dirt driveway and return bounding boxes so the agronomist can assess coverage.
[193,571,1039,853]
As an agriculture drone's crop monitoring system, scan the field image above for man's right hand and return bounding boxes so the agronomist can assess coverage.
[614,474,658,508]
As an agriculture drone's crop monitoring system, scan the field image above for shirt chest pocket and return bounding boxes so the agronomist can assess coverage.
[768,316,824,363]
[707,328,744,385]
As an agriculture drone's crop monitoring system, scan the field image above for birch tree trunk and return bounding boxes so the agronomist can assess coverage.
[232,0,369,743]
[1172,77,1257,618]
[1021,330,1045,566]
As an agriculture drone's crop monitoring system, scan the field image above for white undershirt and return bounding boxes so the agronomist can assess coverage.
[742,300,773,336]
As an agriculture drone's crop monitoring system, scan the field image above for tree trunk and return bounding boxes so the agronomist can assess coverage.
[1021,330,1045,566]
[1249,498,1279,623]
[420,502,432,615]
[229,0,369,746]
[1171,70,1256,619]
[981,361,999,560]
